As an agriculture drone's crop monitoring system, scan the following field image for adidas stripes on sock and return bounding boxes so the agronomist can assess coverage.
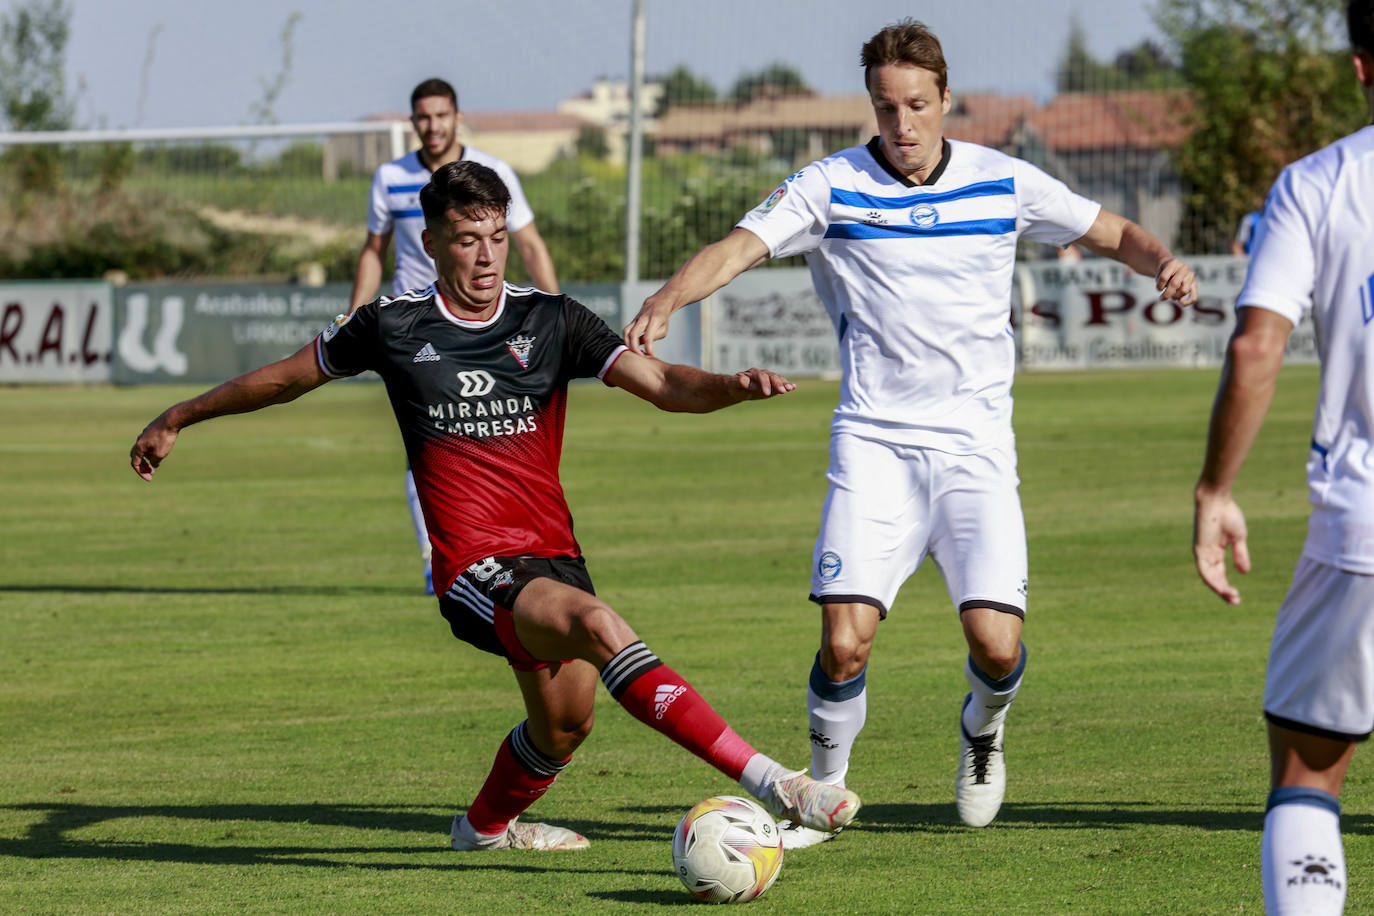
[464,721,571,834]
[807,653,867,787]
[1263,786,1345,915]
[600,641,757,781]
[962,643,1026,737]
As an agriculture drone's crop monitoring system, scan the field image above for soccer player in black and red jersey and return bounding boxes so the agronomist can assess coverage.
[129,161,861,851]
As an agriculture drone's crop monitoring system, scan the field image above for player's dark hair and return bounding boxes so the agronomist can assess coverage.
[861,19,947,94]
[420,161,511,232]
[1351,0,1374,56]
[411,77,459,112]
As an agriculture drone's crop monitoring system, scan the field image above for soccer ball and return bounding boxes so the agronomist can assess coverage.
[672,795,784,903]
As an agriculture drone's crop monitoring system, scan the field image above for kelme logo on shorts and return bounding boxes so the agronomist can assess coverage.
[818,551,842,581]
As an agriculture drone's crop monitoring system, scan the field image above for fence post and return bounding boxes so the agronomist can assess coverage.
[624,0,646,286]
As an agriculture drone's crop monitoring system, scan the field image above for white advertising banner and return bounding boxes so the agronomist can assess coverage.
[0,282,114,383]
[1015,254,1317,369]
[704,269,839,376]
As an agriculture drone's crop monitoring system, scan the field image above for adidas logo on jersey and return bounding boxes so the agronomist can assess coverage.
[413,342,441,363]
[653,684,687,720]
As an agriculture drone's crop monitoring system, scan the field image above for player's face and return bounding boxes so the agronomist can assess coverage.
[868,63,950,181]
[424,208,509,316]
[411,95,460,162]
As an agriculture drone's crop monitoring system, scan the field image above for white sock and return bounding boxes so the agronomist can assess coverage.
[739,754,783,801]
[404,468,432,566]
[1263,787,1345,915]
[807,654,866,787]
[962,643,1025,737]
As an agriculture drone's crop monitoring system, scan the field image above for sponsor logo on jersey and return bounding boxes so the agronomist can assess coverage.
[506,334,536,369]
[818,551,842,581]
[862,210,887,226]
[653,684,687,720]
[322,312,351,343]
[456,369,496,397]
[909,203,940,228]
[758,185,786,212]
[786,167,807,183]
[413,342,441,363]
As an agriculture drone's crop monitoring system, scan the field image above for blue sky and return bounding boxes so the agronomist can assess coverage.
[61,0,1164,129]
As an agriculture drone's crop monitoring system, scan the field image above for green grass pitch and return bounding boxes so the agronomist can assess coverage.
[2,365,1367,913]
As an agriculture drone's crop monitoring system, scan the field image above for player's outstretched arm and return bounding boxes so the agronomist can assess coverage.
[349,231,392,313]
[605,350,794,414]
[623,227,769,357]
[1077,209,1198,307]
[1192,306,1294,604]
[130,343,330,481]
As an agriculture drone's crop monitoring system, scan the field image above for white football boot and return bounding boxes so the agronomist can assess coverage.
[450,814,589,851]
[760,770,861,834]
[777,819,841,849]
[956,694,1007,827]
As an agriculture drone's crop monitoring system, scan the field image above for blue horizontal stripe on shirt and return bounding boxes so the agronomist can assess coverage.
[825,218,1016,240]
[392,208,423,218]
[386,183,426,193]
[830,177,1015,210]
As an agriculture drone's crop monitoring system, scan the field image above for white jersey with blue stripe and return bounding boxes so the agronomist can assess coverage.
[737,137,1100,453]
[1236,125,1374,572]
[365,147,537,297]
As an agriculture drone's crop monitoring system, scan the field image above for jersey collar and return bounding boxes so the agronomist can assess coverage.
[866,136,951,187]
[432,283,507,329]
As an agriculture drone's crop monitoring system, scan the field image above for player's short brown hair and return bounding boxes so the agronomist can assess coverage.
[411,77,458,113]
[420,161,510,232]
[860,20,947,94]
[1351,0,1374,56]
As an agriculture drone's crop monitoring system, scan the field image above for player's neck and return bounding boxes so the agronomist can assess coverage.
[420,143,464,172]
[435,280,500,322]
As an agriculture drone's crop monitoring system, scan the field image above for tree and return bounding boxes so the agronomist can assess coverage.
[575,124,610,160]
[1056,17,1180,92]
[656,65,717,116]
[0,0,74,193]
[728,63,813,105]
[1156,0,1366,251]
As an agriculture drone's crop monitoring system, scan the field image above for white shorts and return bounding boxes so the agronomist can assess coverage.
[1264,555,1374,741]
[809,432,1028,619]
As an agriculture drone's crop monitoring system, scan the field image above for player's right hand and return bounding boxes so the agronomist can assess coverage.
[623,297,673,358]
[130,417,178,482]
[1193,488,1250,605]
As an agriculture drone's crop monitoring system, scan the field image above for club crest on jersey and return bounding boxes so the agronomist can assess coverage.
[909,203,940,229]
[506,334,536,369]
[322,313,351,342]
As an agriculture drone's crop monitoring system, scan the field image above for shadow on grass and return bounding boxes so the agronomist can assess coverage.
[0,584,407,597]
[856,800,1374,835]
[0,801,664,875]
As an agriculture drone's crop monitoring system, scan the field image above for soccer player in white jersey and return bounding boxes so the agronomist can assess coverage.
[350,78,560,595]
[625,19,1198,846]
[1193,3,1374,911]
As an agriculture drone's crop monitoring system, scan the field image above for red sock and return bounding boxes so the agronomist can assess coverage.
[464,722,570,834]
[600,641,757,780]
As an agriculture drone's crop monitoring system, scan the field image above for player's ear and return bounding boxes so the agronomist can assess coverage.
[1355,50,1374,88]
[422,227,435,259]
[941,85,952,115]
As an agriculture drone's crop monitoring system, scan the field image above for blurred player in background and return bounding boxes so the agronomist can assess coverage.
[1193,3,1374,911]
[351,77,560,595]
[626,19,1197,846]
[132,161,859,853]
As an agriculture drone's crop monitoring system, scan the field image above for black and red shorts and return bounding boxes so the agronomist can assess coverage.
[437,555,595,671]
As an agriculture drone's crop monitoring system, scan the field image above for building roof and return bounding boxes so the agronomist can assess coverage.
[1025,90,1193,151]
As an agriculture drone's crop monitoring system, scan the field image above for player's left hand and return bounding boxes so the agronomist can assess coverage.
[1193,488,1250,605]
[130,416,178,481]
[734,367,795,399]
[1156,257,1198,307]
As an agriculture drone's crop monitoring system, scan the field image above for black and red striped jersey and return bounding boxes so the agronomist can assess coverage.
[315,283,627,592]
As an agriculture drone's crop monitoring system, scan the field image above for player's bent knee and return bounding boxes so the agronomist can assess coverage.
[566,599,636,655]
[821,637,872,681]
